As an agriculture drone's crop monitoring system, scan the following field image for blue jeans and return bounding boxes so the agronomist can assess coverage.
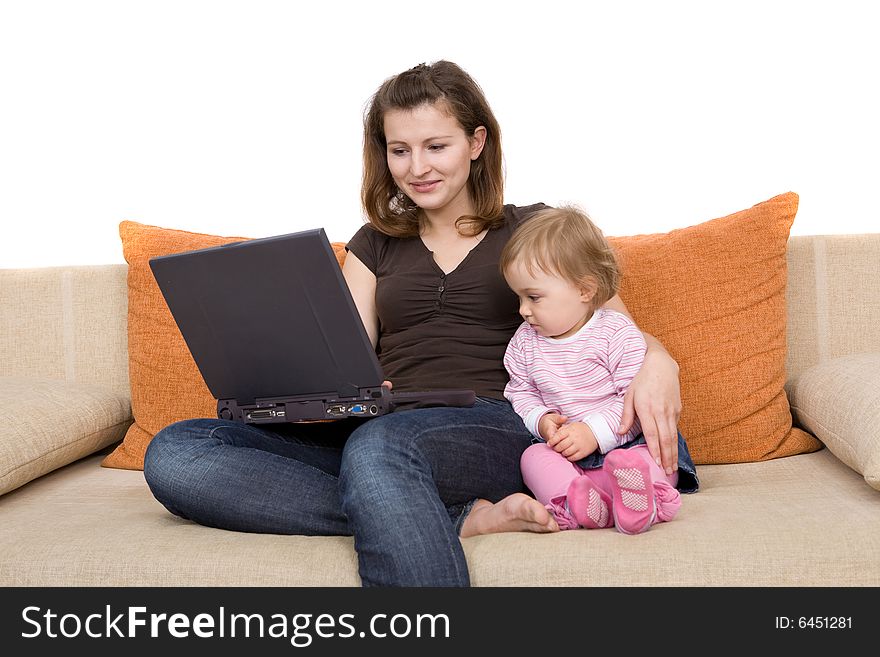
[143,397,532,587]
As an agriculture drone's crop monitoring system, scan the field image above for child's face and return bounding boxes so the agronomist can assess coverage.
[504,262,595,339]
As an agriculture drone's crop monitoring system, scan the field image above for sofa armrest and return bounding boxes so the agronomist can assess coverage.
[787,353,880,491]
[0,265,130,399]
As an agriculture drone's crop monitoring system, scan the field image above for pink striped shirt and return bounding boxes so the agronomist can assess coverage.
[503,308,646,453]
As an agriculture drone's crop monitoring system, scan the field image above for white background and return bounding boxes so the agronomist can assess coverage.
[1,0,877,268]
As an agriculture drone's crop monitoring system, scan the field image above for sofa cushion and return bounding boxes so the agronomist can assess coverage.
[4,449,878,585]
[1,453,360,585]
[608,192,820,463]
[788,353,880,490]
[103,221,347,470]
[0,377,131,495]
[463,449,880,586]
[107,193,820,470]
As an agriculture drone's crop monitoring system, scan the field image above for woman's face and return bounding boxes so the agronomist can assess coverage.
[383,102,486,221]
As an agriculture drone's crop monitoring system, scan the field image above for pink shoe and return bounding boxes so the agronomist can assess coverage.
[603,449,658,534]
[566,476,613,529]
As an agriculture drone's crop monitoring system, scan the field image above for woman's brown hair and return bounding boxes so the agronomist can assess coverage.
[361,61,504,237]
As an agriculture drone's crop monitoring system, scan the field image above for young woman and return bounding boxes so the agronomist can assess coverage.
[143,60,683,586]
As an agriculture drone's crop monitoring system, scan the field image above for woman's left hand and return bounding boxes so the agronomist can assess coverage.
[618,347,681,475]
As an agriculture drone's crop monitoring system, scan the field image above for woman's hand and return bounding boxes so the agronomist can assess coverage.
[618,343,681,475]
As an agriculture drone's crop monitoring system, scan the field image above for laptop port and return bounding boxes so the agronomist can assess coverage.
[369,405,378,415]
[248,408,285,420]
[326,404,347,416]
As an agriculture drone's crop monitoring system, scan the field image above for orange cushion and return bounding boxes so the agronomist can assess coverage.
[608,192,820,463]
[101,222,346,470]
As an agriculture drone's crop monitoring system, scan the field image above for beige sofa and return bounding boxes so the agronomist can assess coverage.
[2,234,879,586]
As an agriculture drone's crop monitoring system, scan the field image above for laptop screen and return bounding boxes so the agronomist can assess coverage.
[149,229,384,404]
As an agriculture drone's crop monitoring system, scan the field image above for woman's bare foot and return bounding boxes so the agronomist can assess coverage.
[459,493,559,538]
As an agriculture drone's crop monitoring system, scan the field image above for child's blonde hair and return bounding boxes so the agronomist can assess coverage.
[500,205,620,306]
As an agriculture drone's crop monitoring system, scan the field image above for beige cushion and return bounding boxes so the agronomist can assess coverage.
[465,449,880,585]
[788,354,880,491]
[785,235,880,382]
[0,266,130,399]
[3,449,879,585]
[0,453,360,586]
[0,377,132,496]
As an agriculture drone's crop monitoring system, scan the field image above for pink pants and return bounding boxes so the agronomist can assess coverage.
[521,443,680,531]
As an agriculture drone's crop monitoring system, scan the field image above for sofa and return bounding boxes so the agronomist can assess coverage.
[2,232,880,587]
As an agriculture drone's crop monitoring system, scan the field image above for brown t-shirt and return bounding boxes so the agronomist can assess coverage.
[345,203,547,400]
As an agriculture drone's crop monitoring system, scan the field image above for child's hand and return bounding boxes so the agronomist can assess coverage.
[547,421,599,462]
[538,413,568,441]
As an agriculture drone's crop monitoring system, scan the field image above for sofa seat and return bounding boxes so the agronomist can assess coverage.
[2,447,878,586]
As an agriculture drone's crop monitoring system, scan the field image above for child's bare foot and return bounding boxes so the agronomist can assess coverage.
[459,493,559,538]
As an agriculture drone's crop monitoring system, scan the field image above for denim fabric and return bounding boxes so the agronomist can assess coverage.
[143,397,532,587]
[572,432,700,494]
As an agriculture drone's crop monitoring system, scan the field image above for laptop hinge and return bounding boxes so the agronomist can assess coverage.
[335,382,361,398]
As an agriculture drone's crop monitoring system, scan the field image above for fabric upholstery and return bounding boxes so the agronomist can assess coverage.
[0,265,130,398]
[785,235,880,382]
[0,452,359,585]
[788,353,880,491]
[608,192,820,463]
[0,377,131,495]
[463,448,880,586]
[3,449,879,585]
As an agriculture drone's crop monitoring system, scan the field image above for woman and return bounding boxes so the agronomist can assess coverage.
[143,61,682,586]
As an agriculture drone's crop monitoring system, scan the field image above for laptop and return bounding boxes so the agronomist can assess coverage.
[149,228,476,425]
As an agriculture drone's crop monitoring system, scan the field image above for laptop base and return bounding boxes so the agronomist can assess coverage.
[218,387,391,424]
[218,387,476,425]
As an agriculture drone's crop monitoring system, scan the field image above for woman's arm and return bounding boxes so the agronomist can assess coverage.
[603,294,681,475]
[342,251,379,349]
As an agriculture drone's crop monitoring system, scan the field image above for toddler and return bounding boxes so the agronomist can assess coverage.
[501,206,683,533]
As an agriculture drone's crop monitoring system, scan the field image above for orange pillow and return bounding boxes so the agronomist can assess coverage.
[608,192,820,464]
[101,222,347,470]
